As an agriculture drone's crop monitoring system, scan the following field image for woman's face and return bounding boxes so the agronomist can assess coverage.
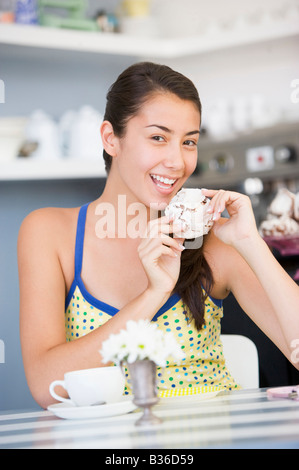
[112,92,201,207]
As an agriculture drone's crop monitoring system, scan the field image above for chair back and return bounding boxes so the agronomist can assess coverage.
[221,334,259,388]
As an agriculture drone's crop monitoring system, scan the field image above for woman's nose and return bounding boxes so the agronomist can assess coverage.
[163,147,185,170]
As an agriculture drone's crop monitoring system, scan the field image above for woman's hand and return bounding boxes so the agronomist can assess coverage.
[202,189,260,247]
[138,215,185,296]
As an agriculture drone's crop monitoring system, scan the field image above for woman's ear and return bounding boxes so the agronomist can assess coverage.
[100,120,119,157]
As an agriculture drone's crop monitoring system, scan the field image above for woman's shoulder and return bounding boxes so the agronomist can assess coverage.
[19,206,79,235]
[18,206,80,256]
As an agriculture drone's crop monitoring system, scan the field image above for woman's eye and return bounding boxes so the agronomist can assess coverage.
[184,140,197,147]
[152,135,165,142]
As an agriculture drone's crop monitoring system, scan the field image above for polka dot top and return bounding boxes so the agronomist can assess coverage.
[65,203,240,394]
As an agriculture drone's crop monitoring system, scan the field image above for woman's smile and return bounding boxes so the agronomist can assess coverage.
[150,173,179,194]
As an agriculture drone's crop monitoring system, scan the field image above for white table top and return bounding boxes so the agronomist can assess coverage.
[0,388,299,450]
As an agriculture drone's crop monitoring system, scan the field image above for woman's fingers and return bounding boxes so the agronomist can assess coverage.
[137,215,185,294]
[141,243,179,265]
[139,232,185,260]
[141,215,185,250]
[159,233,185,252]
[202,189,226,220]
[201,189,218,198]
[201,189,258,245]
[202,189,244,220]
[145,215,183,237]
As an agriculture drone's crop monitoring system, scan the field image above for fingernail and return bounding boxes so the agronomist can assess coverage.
[178,243,185,250]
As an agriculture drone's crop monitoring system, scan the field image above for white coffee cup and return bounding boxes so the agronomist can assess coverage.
[49,366,125,407]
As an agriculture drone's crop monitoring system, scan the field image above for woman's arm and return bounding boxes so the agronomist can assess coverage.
[203,189,299,369]
[18,210,183,408]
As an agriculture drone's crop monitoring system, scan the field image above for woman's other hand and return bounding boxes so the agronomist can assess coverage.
[202,189,260,247]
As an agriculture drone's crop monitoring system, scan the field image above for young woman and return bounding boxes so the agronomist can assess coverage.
[18,62,299,409]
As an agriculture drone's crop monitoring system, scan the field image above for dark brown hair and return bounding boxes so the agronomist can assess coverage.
[103,62,213,330]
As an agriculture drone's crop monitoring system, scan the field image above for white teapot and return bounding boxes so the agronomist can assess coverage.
[68,106,103,161]
[25,110,61,160]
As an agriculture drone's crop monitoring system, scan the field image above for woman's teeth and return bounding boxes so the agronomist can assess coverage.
[151,174,177,188]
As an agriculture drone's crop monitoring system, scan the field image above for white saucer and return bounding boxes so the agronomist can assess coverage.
[48,396,136,420]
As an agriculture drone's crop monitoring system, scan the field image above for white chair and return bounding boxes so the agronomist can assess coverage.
[220,334,259,389]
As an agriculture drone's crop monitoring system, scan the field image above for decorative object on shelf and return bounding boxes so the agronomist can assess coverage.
[58,109,77,158]
[260,188,299,262]
[38,0,98,31]
[67,105,104,163]
[24,109,61,160]
[119,0,157,37]
[100,319,185,426]
[94,9,118,33]
[204,92,283,140]
[18,140,38,158]
[259,188,299,239]
[15,0,38,24]
[1,4,299,58]
[151,0,299,39]
[0,105,105,167]
[0,116,28,161]
[0,0,15,23]
[121,0,150,18]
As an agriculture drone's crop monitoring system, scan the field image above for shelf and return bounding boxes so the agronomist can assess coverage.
[198,121,299,148]
[2,120,298,181]
[0,158,106,181]
[1,20,299,59]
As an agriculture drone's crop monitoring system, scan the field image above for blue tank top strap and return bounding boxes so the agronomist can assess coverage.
[74,202,89,280]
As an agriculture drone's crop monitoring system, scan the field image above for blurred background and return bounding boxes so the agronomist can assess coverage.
[0,0,299,411]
